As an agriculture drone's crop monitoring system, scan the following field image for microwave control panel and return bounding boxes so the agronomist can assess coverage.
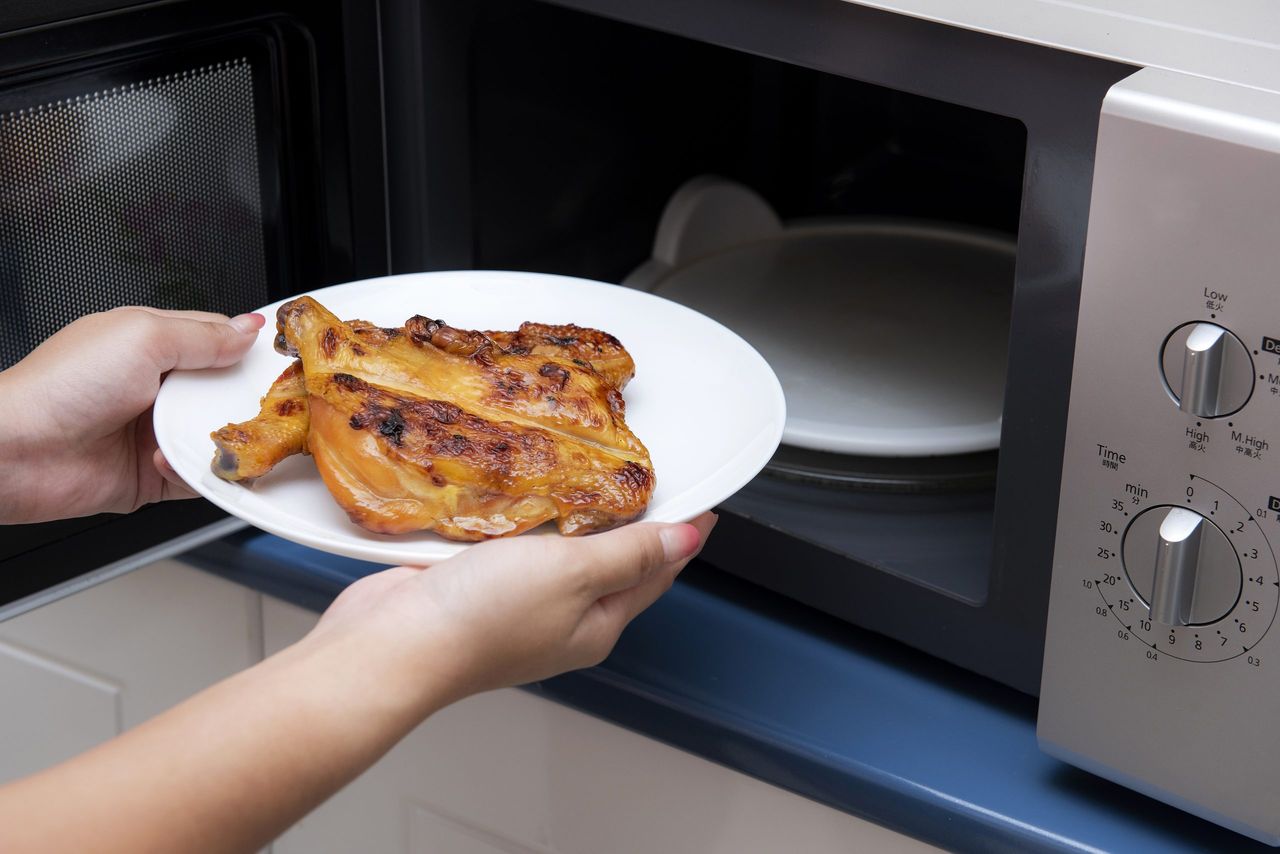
[1040,67,1280,846]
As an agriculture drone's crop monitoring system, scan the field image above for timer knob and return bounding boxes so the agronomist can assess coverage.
[1161,322,1253,417]
[1122,506,1242,625]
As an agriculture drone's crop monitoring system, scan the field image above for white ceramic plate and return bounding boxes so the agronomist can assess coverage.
[154,271,785,565]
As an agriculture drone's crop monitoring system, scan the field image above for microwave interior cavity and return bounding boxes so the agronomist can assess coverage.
[397,0,1132,692]
[450,0,1024,654]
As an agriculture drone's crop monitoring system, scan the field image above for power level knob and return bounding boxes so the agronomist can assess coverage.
[1122,506,1242,626]
[1161,322,1253,417]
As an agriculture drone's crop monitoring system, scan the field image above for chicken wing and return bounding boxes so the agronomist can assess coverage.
[210,361,308,482]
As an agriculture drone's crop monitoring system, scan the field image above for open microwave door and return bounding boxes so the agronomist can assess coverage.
[0,0,387,619]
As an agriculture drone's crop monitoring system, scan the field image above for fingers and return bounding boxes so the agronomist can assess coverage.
[596,512,717,623]
[128,309,266,372]
[685,511,719,561]
[153,448,199,501]
[569,521,702,599]
[573,513,718,660]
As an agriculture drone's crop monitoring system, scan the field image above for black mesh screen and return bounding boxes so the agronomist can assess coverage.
[0,57,269,368]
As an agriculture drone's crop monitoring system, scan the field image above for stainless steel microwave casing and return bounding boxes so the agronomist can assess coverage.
[1039,68,1280,846]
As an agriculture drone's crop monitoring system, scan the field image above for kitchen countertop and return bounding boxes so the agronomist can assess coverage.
[188,530,1270,853]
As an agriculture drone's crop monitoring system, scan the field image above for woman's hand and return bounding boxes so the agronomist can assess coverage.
[311,513,718,710]
[0,515,717,854]
[0,307,264,524]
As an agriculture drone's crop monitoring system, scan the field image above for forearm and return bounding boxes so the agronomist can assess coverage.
[0,621,455,854]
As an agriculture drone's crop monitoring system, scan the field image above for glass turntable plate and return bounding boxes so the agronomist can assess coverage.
[642,219,1015,459]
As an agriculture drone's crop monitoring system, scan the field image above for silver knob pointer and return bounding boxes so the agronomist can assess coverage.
[1179,323,1228,416]
[1149,507,1204,626]
[1123,505,1241,626]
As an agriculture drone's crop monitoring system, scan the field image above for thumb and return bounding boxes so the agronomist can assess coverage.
[594,512,717,622]
[569,522,702,599]
[143,311,266,372]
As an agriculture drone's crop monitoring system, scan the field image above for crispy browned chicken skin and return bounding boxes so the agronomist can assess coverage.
[211,296,653,540]
[211,318,636,482]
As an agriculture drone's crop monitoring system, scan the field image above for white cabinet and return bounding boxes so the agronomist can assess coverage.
[0,559,261,782]
[265,598,939,854]
[0,564,938,854]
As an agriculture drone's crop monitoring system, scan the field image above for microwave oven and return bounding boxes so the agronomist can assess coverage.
[2,0,1279,845]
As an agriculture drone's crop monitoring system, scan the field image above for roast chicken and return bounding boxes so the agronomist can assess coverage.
[210,296,653,540]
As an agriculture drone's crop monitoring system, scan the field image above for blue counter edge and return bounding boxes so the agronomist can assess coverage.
[186,531,1263,854]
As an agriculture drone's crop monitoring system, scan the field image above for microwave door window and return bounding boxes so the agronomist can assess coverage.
[0,59,270,369]
[0,0,386,616]
[0,51,281,616]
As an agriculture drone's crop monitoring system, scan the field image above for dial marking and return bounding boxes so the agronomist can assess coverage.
[1098,484,1278,662]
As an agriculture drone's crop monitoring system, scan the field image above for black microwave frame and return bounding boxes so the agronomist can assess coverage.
[381,0,1138,694]
[0,0,388,614]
